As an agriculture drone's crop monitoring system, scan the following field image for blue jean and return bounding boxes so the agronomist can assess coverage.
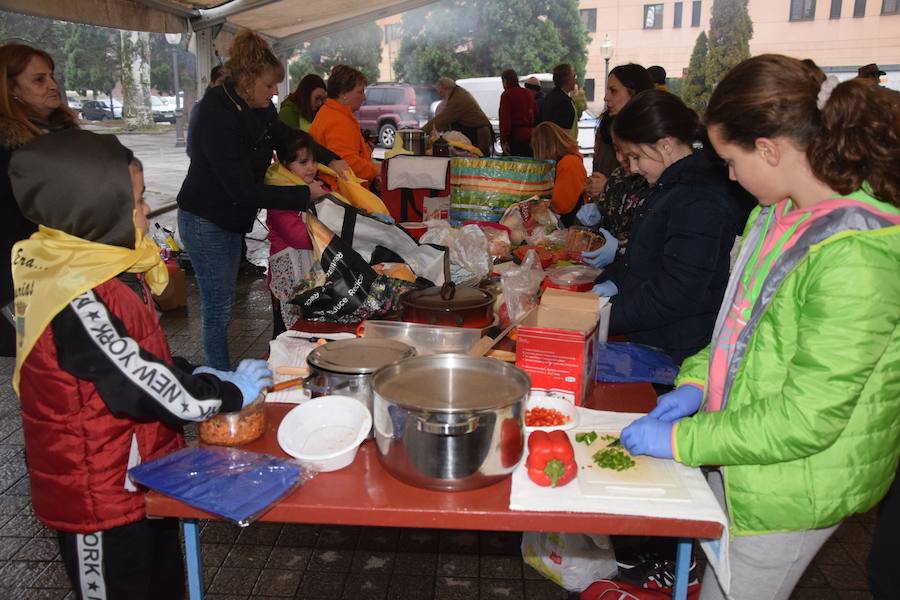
[177,209,243,370]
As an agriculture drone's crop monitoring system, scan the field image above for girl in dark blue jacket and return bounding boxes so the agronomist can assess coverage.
[589,91,740,364]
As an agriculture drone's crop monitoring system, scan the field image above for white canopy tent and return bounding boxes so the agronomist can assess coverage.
[0,0,441,97]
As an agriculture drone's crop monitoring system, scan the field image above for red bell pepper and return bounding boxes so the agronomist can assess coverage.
[526,430,576,487]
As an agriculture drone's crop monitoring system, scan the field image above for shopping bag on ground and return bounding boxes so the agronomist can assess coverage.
[522,531,618,592]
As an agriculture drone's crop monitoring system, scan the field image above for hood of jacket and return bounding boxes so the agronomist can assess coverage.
[0,114,36,150]
[9,129,137,248]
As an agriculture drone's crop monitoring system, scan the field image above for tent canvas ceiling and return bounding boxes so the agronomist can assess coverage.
[0,0,438,51]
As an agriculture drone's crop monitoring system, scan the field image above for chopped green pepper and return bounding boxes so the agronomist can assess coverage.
[591,437,636,471]
[575,431,598,446]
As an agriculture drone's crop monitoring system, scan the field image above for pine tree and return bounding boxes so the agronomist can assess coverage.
[704,0,753,103]
[288,22,383,89]
[682,31,709,113]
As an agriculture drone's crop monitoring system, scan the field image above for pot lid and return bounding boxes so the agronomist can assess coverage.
[402,285,493,312]
[307,338,416,374]
[373,354,531,412]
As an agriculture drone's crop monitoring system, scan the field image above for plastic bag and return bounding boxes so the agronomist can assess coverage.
[500,196,561,245]
[595,342,679,386]
[521,531,618,592]
[419,223,492,282]
[500,249,544,321]
[128,447,312,526]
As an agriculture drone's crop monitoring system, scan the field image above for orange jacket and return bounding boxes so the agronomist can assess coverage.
[309,99,377,185]
[552,153,586,216]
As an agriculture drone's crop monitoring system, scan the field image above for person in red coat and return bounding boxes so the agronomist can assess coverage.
[499,69,537,157]
[10,130,272,600]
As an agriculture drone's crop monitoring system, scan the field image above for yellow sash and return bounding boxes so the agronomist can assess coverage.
[264,162,390,215]
[11,222,168,393]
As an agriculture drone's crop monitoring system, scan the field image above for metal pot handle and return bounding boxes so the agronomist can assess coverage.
[415,414,479,435]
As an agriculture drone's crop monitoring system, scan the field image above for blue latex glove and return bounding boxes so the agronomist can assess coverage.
[581,229,619,268]
[620,415,674,458]
[576,203,602,226]
[592,280,618,297]
[194,359,273,408]
[372,212,396,225]
[649,386,703,423]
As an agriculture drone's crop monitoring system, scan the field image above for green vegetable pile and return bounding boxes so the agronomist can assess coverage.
[591,436,636,471]
[575,431,597,446]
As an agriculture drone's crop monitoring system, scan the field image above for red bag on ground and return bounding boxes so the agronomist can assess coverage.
[580,579,700,600]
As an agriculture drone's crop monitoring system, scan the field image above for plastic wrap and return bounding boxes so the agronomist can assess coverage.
[500,249,544,321]
[449,157,555,225]
[594,342,679,386]
[419,223,492,281]
[128,447,312,526]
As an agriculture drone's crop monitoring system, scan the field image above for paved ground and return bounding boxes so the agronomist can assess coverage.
[0,128,881,599]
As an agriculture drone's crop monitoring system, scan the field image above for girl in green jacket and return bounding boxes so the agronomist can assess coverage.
[620,54,900,600]
[278,73,326,132]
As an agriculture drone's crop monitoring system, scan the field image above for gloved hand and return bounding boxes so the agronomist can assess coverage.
[592,280,618,297]
[620,415,674,459]
[649,386,704,423]
[581,229,619,268]
[576,203,602,226]
[371,213,396,225]
[193,359,273,408]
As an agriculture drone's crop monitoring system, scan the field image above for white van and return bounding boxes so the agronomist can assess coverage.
[454,74,596,155]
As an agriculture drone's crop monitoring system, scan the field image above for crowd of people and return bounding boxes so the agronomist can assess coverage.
[0,25,897,600]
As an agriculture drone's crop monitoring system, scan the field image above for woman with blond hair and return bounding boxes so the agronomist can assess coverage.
[531,121,586,227]
[177,30,347,369]
[0,42,79,356]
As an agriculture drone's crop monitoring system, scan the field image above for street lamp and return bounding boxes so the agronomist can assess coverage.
[600,35,614,95]
[164,32,185,148]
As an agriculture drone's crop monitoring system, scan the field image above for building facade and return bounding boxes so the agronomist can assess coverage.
[377,0,899,112]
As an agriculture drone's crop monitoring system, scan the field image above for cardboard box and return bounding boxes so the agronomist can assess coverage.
[515,289,611,406]
[153,263,187,311]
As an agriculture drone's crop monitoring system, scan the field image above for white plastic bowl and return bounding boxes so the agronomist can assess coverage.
[524,391,579,432]
[277,395,372,472]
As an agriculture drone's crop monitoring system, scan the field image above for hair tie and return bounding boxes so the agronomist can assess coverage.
[817,75,840,110]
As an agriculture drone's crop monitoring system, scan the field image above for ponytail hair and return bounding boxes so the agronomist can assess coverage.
[706,54,900,207]
[225,30,284,91]
[612,89,701,147]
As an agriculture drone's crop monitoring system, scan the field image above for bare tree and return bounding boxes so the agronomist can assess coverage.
[120,30,154,129]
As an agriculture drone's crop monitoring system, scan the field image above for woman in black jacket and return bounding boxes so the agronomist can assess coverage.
[0,43,79,356]
[177,30,347,369]
[593,90,740,364]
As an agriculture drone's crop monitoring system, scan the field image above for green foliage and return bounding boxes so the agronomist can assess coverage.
[63,25,118,96]
[666,77,684,97]
[288,22,383,90]
[705,0,753,90]
[149,34,195,96]
[682,31,709,113]
[395,0,589,84]
[0,11,71,87]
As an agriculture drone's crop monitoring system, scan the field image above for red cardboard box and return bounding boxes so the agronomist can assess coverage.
[515,289,611,406]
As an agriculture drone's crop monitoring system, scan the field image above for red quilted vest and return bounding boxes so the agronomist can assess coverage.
[18,277,183,533]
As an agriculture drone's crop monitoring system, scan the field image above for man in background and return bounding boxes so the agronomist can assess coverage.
[537,63,577,139]
[648,65,667,91]
[498,69,536,157]
[422,77,494,156]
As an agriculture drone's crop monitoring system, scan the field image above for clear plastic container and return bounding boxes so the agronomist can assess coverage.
[360,320,482,355]
[199,395,267,446]
[565,227,605,262]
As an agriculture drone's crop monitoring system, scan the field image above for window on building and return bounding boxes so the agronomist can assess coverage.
[584,78,595,102]
[580,8,598,31]
[853,0,866,15]
[644,4,664,28]
[692,1,702,25]
[881,0,897,13]
[790,0,817,20]
[674,2,684,27]
[830,0,842,17]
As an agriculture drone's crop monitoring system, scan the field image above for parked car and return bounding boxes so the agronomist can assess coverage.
[150,96,176,123]
[356,83,440,148]
[65,93,82,116]
[80,99,122,120]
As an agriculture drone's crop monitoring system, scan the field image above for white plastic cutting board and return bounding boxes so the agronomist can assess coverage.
[569,429,691,502]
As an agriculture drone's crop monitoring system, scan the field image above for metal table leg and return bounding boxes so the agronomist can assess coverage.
[672,538,692,600]
[183,519,204,600]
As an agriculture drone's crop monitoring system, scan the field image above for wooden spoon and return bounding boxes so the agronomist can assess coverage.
[467,307,535,357]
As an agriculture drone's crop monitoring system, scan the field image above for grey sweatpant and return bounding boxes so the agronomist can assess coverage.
[699,469,839,600]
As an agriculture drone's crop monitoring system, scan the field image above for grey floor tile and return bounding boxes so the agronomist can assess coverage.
[434,576,478,600]
[387,574,434,600]
[13,538,59,561]
[480,578,524,600]
[296,571,347,598]
[394,551,437,576]
[398,528,440,553]
[207,566,260,596]
[201,542,232,567]
[202,566,218,592]
[316,525,360,550]
[437,553,479,578]
[267,547,312,571]
[0,536,27,560]
[480,531,522,555]
[18,589,68,600]
[253,568,302,597]
[523,563,545,580]
[523,578,570,600]
[223,543,272,569]
[31,561,70,589]
[236,522,283,546]
[357,527,399,552]
[351,550,395,574]
[201,521,243,544]
[790,589,840,600]
[341,573,390,600]
[276,524,320,548]
[0,560,52,590]
[819,562,870,590]
[480,555,523,579]
[439,530,479,554]
[307,548,353,573]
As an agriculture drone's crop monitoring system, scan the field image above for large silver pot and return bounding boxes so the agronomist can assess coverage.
[372,354,530,491]
[306,339,416,435]
[397,128,426,155]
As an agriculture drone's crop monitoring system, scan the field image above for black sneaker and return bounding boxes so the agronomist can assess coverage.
[617,556,698,590]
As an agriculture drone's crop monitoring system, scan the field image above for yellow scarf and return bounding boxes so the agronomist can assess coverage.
[11,222,169,393]
[264,162,390,215]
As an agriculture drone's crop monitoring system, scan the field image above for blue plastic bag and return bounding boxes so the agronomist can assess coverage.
[594,342,678,386]
[128,447,310,526]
